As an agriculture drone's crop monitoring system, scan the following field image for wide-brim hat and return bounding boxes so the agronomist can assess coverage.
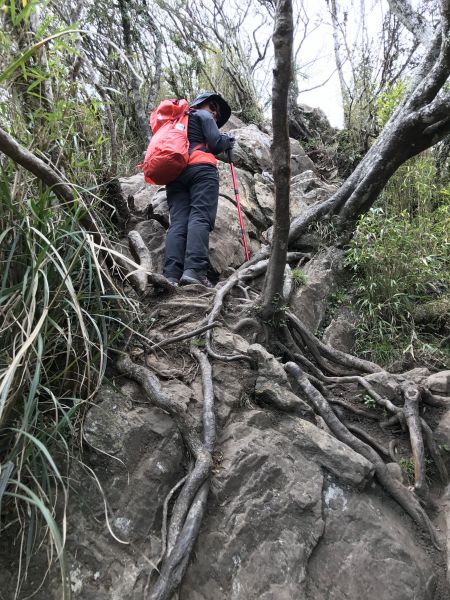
[190,91,231,128]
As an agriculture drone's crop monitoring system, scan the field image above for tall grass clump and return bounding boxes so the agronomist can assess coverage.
[0,164,135,597]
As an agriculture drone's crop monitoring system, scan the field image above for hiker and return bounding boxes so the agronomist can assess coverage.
[163,92,235,288]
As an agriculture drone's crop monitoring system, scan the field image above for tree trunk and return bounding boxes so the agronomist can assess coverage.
[288,3,450,245]
[261,0,293,322]
[118,0,150,146]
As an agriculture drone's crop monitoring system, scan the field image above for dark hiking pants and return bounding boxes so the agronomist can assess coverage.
[163,164,219,280]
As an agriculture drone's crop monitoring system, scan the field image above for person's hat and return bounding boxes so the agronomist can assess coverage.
[190,91,231,128]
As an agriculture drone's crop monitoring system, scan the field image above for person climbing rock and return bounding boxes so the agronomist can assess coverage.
[163,91,235,288]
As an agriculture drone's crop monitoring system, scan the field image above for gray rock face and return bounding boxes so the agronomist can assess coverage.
[221,114,246,132]
[253,179,275,224]
[19,382,186,600]
[180,410,430,600]
[228,125,317,177]
[290,247,345,333]
[20,387,438,600]
[306,481,434,600]
[296,103,335,142]
[217,162,268,231]
[119,173,161,214]
[323,307,358,353]
[290,138,318,176]
[209,197,260,274]
[427,371,450,395]
[180,410,326,600]
[434,410,450,451]
[228,124,272,173]
[290,170,337,220]
[133,219,166,273]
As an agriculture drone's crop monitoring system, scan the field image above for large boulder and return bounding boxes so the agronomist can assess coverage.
[290,103,335,144]
[305,481,435,600]
[427,371,450,396]
[217,162,268,231]
[290,247,345,333]
[119,173,161,214]
[290,170,337,220]
[290,138,319,176]
[322,307,358,354]
[221,114,246,133]
[180,410,432,600]
[228,125,318,177]
[228,124,272,173]
[132,219,166,273]
[8,382,185,600]
[253,179,275,225]
[209,196,260,274]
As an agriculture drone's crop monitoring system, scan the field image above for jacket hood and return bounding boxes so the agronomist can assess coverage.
[190,92,231,128]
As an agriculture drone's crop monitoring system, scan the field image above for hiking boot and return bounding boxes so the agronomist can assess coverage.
[180,269,214,288]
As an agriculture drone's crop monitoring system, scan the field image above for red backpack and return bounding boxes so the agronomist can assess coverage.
[138,99,190,185]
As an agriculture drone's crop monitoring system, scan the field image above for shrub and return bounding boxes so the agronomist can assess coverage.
[345,154,449,366]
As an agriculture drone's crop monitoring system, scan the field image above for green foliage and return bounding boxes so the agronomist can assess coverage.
[399,457,415,483]
[342,77,449,366]
[292,268,307,288]
[345,152,450,366]
[0,166,133,594]
[399,457,435,485]
[376,81,406,128]
[361,394,377,410]
[328,289,351,308]
[0,6,138,590]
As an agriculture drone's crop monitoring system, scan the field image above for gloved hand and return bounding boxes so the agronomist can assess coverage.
[227,135,235,150]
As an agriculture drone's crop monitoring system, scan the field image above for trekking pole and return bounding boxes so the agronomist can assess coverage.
[227,149,251,262]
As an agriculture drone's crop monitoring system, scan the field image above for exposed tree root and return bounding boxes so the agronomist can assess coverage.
[421,418,449,486]
[344,422,391,459]
[116,347,216,600]
[205,336,250,363]
[160,313,196,330]
[128,230,153,293]
[286,311,382,374]
[389,440,400,463]
[329,397,381,420]
[284,362,441,548]
[402,382,429,501]
[231,317,261,335]
[113,247,448,598]
[149,321,221,351]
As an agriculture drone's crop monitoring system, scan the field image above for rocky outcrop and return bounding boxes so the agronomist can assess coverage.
[227,124,318,177]
[30,389,435,600]
[323,307,358,353]
[180,410,431,600]
[290,246,345,333]
[117,119,339,279]
[290,170,337,219]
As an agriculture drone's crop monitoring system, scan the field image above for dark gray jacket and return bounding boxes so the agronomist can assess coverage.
[188,109,233,155]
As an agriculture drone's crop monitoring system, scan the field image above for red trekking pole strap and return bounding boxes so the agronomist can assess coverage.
[228,150,250,262]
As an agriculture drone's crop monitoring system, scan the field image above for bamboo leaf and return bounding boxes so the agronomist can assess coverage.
[0,28,82,83]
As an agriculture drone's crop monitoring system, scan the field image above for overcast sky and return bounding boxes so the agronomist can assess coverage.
[289,0,389,128]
